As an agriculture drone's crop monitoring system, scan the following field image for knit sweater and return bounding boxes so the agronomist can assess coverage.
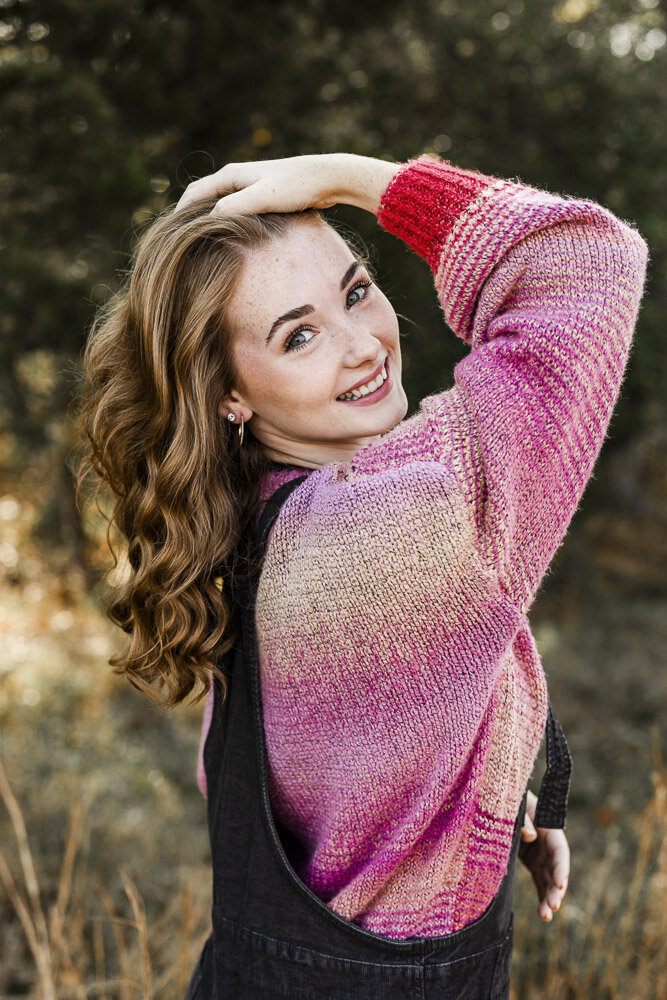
[197,155,648,939]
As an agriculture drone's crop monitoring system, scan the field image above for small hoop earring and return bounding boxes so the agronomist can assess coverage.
[225,411,245,446]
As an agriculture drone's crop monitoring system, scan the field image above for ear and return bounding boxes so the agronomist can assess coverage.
[218,392,252,423]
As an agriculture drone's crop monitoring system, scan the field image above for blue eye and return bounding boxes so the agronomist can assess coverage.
[284,326,314,352]
[346,279,372,308]
[283,279,373,353]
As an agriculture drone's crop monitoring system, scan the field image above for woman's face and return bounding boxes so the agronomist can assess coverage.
[221,217,408,469]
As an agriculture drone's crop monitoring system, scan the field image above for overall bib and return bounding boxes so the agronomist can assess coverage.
[187,476,571,1000]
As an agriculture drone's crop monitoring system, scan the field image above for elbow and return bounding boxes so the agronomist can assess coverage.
[576,195,649,299]
[606,211,649,296]
[626,227,650,309]
[630,227,650,296]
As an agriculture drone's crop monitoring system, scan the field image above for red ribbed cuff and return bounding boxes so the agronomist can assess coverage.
[377,154,495,273]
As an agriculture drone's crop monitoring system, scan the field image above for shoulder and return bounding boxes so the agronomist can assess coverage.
[258,396,472,529]
[258,453,497,628]
[264,451,479,577]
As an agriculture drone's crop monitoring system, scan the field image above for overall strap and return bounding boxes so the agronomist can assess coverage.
[534,700,572,828]
[254,474,572,831]
[235,474,309,607]
[255,475,309,554]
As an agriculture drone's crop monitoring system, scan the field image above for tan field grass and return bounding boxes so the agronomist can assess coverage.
[0,753,211,998]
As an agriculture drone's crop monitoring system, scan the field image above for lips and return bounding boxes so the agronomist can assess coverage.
[336,358,392,406]
[338,357,387,397]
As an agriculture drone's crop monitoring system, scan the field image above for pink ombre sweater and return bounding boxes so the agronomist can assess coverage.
[197,156,648,939]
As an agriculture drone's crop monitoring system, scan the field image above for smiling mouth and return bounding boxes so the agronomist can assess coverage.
[337,359,389,401]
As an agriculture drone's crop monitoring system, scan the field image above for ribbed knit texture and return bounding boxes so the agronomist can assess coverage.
[197,155,648,939]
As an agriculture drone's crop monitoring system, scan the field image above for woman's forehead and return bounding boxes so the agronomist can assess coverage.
[230,221,355,328]
[250,218,350,278]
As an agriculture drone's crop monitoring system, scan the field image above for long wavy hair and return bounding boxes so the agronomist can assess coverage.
[78,200,323,708]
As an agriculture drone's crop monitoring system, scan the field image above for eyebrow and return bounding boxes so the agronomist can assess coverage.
[265,260,362,346]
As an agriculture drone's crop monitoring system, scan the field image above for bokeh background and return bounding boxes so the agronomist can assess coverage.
[0,0,665,996]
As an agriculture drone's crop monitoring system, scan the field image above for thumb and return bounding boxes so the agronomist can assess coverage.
[521,813,537,842]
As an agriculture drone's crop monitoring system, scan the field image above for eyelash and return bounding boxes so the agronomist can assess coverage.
[283,279,373,353]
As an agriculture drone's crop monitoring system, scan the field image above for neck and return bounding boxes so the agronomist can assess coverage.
[260,435,382,471]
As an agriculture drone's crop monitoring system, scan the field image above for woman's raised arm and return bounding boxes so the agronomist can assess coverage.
[374,155,649,612]
[175,153,399,217]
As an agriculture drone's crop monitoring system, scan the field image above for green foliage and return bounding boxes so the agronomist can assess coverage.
[1,0,665,459]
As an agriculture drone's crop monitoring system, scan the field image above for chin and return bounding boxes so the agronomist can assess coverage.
[375,398,409,436]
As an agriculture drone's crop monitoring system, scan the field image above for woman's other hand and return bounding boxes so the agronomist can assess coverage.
[175,153,399,218]
[518,789,570,922]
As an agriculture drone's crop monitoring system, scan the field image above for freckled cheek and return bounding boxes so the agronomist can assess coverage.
[377,301,400,344]
[234,352,285,413]
[253,366,332,419]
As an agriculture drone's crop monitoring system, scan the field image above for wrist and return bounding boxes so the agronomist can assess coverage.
[329,154,401,215]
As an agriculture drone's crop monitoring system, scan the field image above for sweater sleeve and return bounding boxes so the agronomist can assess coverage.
[371,154,648,614]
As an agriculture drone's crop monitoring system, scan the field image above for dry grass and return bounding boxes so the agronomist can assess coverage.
[0,744,664,1000]
[0,754,210,999]
[511,733,666,1000]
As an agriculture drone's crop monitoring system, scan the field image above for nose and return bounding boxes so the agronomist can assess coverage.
[338,316,383,368]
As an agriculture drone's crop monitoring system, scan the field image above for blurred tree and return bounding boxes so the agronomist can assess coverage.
[0,0,664,532]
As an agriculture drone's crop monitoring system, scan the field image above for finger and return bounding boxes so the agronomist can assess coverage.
[549,835,570,890]
[175,165,239,211]
[211,185,269,217]
[521,814,537,842]
[211,182,307,217]
[175,180,220,212]
[544,882,566,913]
[533,867,551,903]
[525,789,538,820]
[552,858,570,892]
[535,875,562,920]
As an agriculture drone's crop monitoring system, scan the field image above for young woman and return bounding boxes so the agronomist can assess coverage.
[80,152,648,998]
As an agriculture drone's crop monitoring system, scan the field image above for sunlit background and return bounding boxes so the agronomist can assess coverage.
[0,0,665,996]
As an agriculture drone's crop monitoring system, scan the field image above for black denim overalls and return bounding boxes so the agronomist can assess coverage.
[186,475,571,1000]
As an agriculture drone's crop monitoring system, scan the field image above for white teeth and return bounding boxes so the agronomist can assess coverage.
[338,364,388,401]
